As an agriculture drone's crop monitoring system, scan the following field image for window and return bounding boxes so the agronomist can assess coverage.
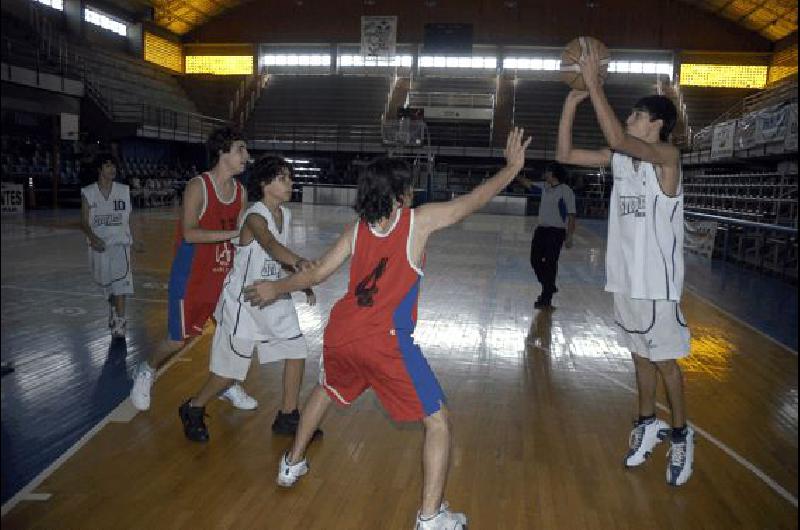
[336,54,412,68]
[34,0,63,11]
[185,55,254,75]
[261,54,331,67]
[84,7,127,36]
[505,56,673,79]
[144,32,182,73]
[419,56,496,69]
[680,64,768,88]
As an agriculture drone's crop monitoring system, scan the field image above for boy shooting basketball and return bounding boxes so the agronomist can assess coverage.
[243,128,531,529]
[556,40,694,486]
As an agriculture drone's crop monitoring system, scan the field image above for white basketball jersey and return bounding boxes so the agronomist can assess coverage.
[81,182,132,246]
[215,202,302,340]
[605,153,685,301]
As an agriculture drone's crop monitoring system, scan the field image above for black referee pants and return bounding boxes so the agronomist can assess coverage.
[529,226,566,301]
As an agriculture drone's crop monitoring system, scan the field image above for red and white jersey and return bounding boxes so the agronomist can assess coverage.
[170,172,244,304]
[324,208,424,346]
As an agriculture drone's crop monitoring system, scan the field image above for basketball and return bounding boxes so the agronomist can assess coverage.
[560,36,610,90]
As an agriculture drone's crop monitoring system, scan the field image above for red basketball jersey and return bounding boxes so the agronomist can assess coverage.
[324,208,423,346]
[172,172,243,303]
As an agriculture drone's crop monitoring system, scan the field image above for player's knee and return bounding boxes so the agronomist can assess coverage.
[655,359,680,376]
[424,404,449,433]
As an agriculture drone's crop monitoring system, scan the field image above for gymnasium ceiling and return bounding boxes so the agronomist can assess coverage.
[116,0,797,41]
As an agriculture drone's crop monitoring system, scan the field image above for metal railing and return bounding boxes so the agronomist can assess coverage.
[247,123,383,146]
[112,102,228,142]
[407,91,495,108]
[692,78,798,147]
[686,210,798,278]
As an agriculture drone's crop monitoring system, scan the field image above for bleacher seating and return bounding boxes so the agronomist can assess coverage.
[680,86,758,133]
[246,74,390,143]
[683,171,798,226]
[178,75,246,120]
[73,45,197,114]
[410,77,496,94]
[407,77,496,147]
[513,80,656,151]
[1,11,197,117]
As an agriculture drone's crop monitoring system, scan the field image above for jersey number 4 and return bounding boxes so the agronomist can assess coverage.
[355,257,388,307]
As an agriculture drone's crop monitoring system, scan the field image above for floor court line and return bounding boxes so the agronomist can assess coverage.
[593,370,799,508]
[685,285,797,355]
[0,335,202,517]
[2,239,795,515]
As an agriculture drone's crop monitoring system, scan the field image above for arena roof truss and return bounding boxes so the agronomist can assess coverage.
[677,0,797,41]
[128,0,796,41]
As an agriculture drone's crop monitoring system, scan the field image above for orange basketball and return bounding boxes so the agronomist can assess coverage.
[560,36,610,90]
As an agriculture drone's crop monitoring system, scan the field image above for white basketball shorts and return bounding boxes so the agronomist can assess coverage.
[209,326,308,381]
[90,244,134,298]
[613,293,691,361]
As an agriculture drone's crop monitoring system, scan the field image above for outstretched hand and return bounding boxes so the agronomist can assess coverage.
[577,39,602,90]
[516,175,534,190]
[504,127,532,171]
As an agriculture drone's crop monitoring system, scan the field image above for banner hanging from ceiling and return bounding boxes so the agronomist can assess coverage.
[361,16,397,58]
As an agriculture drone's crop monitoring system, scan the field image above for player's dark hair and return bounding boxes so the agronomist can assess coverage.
[354,157,413,224]
[247,156,293,201]
[90,154,117,178]
[207,125,246,166]
[544,161,567,183]
[633,95,678,142]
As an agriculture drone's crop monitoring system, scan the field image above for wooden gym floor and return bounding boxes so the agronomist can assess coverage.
[1,204,797,529]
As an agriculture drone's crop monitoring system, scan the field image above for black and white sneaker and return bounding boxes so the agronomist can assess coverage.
[179,399,209,442]
[272,409,323,440]
[666,426,695,486]
[624,416,670,467]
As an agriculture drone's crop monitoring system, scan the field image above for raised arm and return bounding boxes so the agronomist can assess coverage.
[414,127,531,235]
[579,40,679,178]
[243,223,355,307]
[181,177,239,243]
[516,175,545,191]
[556,89,612,167]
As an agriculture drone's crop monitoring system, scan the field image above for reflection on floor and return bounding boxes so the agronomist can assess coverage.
[1,205,797,528]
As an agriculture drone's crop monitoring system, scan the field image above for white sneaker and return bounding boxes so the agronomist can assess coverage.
[111,316,126,339]
[218,383,258,410]
[666,426,695,486]
[277,451,308,487]
[131,362,155,411]
[415,503,467,530]
[624,417,671,467]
